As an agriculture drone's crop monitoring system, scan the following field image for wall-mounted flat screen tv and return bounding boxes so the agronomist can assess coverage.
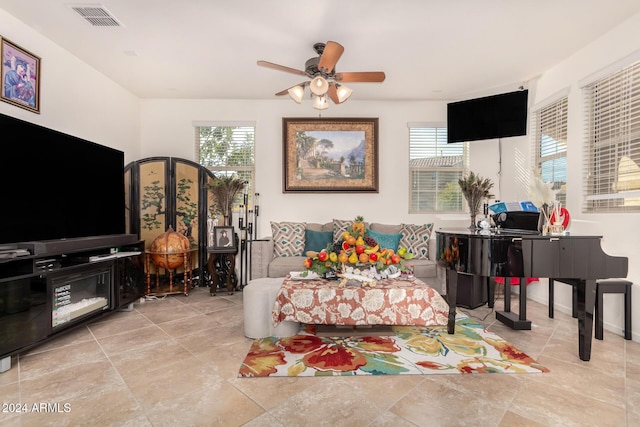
[0,113,125,246]
[447,89,528,143]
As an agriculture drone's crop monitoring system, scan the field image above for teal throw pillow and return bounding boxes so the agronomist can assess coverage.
[366,229,402,252]
[304,229,334,253]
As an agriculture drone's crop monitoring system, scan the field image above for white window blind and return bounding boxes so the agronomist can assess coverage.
[195,124,256,205]
[408,125,466,213]
[583,60,640,212]
[531,95,568,207]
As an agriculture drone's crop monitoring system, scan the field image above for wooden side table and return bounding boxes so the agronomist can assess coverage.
[145,248,197,296]
[207,235,239,295]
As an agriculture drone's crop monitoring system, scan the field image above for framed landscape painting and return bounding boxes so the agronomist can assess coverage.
[0,37,40,113]
[283,117,379,192]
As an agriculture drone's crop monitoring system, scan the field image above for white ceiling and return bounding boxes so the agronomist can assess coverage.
[3,1,640,102]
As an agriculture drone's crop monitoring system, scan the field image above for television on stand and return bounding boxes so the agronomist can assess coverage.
[0,112,128,251]
[0,112,143,371]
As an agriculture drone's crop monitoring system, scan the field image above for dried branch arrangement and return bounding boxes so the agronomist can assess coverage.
[208,175,246,217]
[458,171,494,217]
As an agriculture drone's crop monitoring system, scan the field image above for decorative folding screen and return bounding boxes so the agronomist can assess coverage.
[125,157,218,279]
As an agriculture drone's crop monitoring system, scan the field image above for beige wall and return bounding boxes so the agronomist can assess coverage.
[522,13,640,327]
[0,9,141,164]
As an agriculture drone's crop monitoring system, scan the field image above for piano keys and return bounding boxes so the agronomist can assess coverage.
[436,228,628,361]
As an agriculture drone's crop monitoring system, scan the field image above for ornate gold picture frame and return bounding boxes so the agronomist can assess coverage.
[283,117,379,192]
[1,37,40,113]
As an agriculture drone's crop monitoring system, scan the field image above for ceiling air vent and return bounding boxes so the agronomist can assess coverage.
[70,4,123,27]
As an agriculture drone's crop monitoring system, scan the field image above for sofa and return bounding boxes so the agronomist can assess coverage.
[250,219,445,294]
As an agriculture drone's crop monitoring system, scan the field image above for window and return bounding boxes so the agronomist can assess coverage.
[408,123,467,213]
[583,60,640,212]
[194,121,255,208]
[530,93,568,207]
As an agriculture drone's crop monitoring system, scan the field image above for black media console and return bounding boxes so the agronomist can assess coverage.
[0,234,145,372]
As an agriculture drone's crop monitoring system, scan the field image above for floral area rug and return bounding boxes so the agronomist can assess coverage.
[238,315,549,377]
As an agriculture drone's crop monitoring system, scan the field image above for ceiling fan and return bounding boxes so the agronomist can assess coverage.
[257,41,386,109]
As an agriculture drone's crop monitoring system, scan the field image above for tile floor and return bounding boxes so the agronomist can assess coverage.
[1,284,639,426]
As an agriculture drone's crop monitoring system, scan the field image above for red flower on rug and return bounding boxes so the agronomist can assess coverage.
[239,327,406,377]
[301,341,368,372]
[281,332,402,374]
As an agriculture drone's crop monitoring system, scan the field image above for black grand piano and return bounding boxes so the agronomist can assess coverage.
[436,227,628,361]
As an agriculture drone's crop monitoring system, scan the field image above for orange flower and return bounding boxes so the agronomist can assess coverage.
[238,339,287,377]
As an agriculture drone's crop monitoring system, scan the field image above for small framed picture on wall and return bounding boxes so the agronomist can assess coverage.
[1,37,41,113]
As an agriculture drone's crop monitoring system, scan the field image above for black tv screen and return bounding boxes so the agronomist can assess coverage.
[447,90,528,143]
[0,113,125,245]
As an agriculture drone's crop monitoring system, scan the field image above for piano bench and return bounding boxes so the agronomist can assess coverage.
[548,279,578,319]
[596,279,633,341]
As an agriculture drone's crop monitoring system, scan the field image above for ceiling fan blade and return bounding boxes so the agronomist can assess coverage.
[257,60,306,76]
[327,83,340,104]
[275,81,309,96]
[334,71,386,83]
[318,41,344,74]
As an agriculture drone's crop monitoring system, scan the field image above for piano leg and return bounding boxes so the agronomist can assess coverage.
[504,279,511,312]
[576,279,596,361]
[495,277,532,330]
[520,277,527,320]
[445,269,458,334]
[487,277,495,308]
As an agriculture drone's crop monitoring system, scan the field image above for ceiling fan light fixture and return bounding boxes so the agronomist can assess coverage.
[336,84,353,103]
[287,85,305,103]
[313,94,329,110]
[310,76,329,96]
[259,40,386,109]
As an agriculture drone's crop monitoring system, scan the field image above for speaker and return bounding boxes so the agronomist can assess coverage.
[456,274,488,309]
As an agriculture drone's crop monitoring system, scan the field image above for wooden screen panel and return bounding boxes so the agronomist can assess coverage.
[174,161,200,246]
[139,160,167,250]
[174,161,200,273]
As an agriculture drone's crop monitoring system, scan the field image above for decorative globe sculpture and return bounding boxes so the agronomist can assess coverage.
[150,226,191,270]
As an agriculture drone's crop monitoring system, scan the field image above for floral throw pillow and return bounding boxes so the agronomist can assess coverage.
[271,221,306,258]
[399,223,433,259]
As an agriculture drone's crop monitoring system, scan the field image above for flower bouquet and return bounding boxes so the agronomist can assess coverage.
[302,216,415,287]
